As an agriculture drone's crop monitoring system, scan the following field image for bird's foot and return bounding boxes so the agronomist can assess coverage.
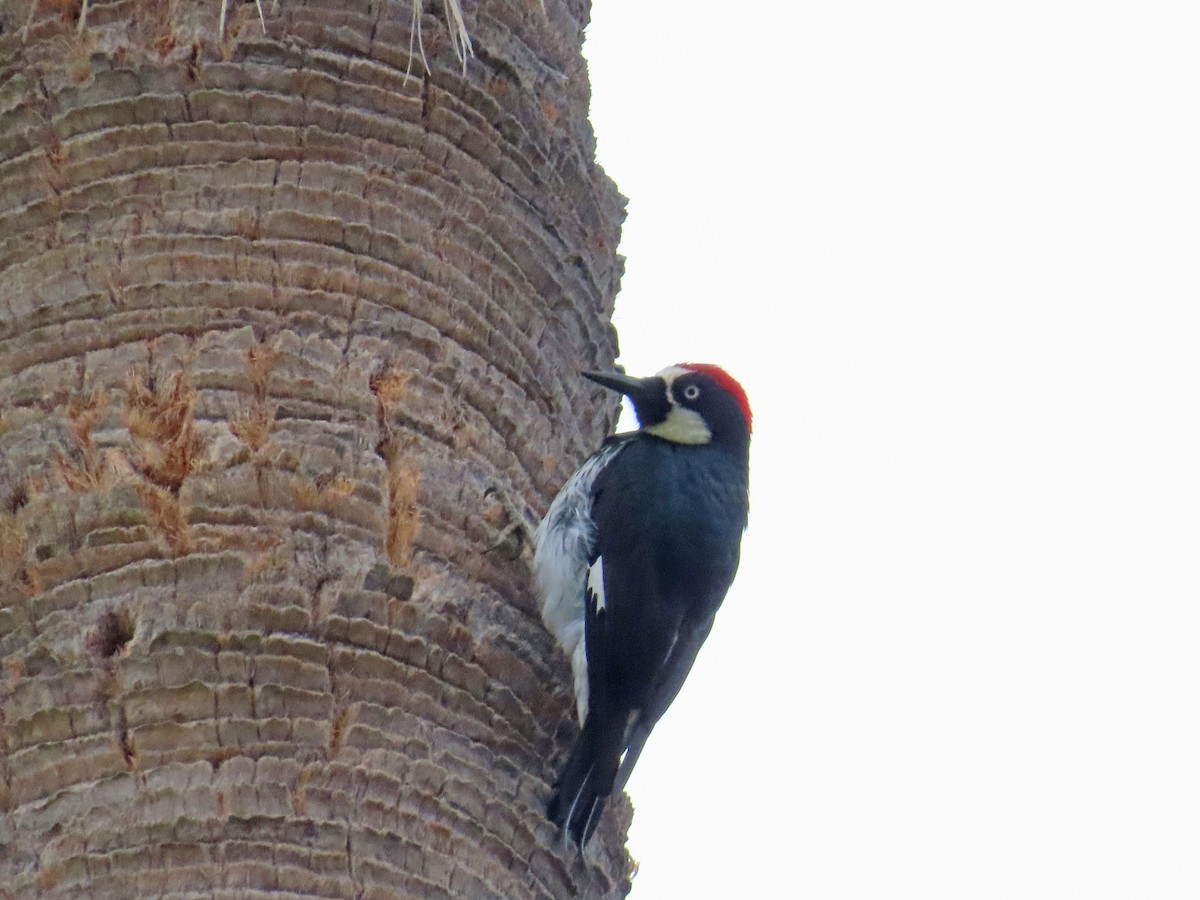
[482,485,536,560]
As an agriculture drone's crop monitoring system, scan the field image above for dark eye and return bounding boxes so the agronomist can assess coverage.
[682,384,701,401]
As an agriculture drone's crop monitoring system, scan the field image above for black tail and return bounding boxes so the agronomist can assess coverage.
[547,710,626,846]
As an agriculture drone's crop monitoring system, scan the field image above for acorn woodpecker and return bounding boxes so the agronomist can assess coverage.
[535,363,752,846]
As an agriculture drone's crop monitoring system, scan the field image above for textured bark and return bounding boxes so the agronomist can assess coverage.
[0,0,630,896]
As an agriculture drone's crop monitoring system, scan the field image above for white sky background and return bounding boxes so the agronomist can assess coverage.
[580,2,1200,897]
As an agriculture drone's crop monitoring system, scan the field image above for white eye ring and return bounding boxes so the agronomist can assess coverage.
[682,384,701,401]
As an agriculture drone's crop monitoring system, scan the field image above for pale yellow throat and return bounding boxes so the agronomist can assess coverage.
[644,406,712,444]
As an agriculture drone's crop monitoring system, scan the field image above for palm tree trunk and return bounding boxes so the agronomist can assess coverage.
[0,0,630,895]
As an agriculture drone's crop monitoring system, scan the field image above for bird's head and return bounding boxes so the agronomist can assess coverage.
[583,363,752,446]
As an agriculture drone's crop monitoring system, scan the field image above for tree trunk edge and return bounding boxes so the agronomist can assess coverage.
[0,0,632,896]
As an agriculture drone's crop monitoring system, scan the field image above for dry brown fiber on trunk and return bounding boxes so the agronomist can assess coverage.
[0,0,631,895]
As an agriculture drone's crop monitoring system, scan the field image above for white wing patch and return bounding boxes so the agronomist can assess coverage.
[533,442,623,725]
[586,555,606,611]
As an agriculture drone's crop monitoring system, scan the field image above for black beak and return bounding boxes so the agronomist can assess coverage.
[583,370,668,429]
[582,370,655,403]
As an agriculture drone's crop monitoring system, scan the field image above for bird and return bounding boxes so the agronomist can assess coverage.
[534,362,752,847]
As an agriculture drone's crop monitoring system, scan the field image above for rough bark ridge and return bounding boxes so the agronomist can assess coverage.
[0,0,630,895]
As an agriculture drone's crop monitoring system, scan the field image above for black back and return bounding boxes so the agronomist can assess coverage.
[587,433,749,713]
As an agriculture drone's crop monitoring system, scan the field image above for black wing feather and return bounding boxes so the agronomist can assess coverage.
[548,436,747,846]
